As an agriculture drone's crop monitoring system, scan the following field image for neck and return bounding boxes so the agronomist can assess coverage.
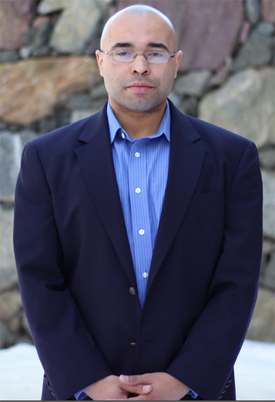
[109,100,167,139]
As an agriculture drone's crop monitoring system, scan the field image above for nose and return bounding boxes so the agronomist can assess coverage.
[131,53,150,75]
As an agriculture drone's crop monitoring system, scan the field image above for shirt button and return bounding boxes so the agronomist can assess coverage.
[135,152,140,158]
[143,272,149,279]
[129,287,136,296]
[121,133,126,139]
[139,229,145,235]
[135,188,141,194]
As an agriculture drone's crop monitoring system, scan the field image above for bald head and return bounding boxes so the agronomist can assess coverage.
[100,5,177,50]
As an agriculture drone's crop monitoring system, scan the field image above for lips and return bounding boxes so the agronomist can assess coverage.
[127,82,154,94]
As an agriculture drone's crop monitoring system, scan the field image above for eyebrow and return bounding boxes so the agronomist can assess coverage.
[110,42,134,51]
[110,42,170,52]
[147,42,170,52]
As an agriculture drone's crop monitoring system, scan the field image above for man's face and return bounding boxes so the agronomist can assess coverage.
[96,12,182,114]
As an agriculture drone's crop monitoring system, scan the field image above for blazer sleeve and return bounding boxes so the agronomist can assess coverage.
[13,142,112,400]
[166,141,263,400]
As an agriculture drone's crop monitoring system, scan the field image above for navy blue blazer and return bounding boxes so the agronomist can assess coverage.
[14,101,263,400]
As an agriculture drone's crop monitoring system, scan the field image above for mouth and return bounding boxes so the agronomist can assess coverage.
[126,82,154,94]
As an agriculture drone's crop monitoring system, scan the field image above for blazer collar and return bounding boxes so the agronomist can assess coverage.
[75,103,137,289]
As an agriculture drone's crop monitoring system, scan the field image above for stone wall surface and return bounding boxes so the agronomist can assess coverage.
[0,57,101,125]
[0,0,274,348]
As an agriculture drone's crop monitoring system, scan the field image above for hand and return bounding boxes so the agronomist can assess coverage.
[84,375,152,400]
[119,372,190,400]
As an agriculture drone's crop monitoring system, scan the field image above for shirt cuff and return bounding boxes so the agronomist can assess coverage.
[74,387,88,400]
[188,388,198,398]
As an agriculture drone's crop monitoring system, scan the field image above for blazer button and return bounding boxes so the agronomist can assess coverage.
[129,287,136,296]
[130,342,136,348]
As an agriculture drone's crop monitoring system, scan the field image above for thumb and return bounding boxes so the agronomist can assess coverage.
[119,375,151,394]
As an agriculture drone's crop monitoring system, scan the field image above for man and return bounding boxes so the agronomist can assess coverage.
[13,4,263,401]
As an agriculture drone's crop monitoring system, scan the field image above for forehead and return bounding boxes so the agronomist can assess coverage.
[102,12,175,50]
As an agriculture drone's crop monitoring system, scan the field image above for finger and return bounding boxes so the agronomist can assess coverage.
[119,374,149,385]
[120,382,152,395]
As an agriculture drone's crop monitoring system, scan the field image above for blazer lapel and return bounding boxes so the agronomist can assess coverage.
[146,103,206,297]
[75,105,137,288]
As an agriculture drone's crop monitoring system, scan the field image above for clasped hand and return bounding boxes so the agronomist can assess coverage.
[84,372,190,400]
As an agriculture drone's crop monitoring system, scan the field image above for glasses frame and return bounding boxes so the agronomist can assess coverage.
[99,49,178,64]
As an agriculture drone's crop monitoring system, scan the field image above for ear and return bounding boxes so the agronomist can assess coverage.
[95,50,104,77]
[174,50,182,79]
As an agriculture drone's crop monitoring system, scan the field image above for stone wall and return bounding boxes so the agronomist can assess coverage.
[0,0,274,348]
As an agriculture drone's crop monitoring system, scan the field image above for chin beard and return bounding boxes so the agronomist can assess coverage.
[115,97,166,114]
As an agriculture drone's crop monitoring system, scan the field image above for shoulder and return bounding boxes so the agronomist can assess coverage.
[27,104,108,153]
[169,100,255,160]
[170,101,249,146]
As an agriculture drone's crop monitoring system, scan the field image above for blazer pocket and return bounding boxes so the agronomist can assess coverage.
[190,192,225,206]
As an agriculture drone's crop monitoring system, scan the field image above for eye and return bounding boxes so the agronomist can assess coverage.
[115,50,133,57]
[147,52,165,58]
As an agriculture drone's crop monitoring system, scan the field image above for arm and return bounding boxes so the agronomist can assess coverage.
[13,142,112,400]
[166,141,262,399]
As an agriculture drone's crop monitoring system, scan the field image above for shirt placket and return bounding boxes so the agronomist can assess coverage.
[129,139,152,308]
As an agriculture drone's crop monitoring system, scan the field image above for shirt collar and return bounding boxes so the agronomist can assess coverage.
[107,100,171,144]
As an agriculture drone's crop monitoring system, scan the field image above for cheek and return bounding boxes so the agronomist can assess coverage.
[104,64,127,84]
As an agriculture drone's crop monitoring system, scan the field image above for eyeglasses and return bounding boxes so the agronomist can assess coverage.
[99,49,178,64]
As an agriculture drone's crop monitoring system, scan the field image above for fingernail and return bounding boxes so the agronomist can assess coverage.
[120,374,129,381]
[143,385,151,391]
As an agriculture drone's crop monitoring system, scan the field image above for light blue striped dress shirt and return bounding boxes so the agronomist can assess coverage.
[107,101,170,309]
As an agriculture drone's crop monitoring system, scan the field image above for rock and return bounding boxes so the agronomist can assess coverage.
[71,110,94,123]
[0,133,23,200]
[246,287,275,342]
[116,0,244,72]
[261,239,275,274]
[198,68,275,148]
[255,21,275,36]
[0,291,22,322]
[262,239,275,256]
[0,320,14,348]
[90,83,108,100]
[22,17,53,57]
[19,46,34,59]
[178,98,198,117]
[0,207,18,292]
[20,130,37,147]
[239,21,251,44]
[32,46,51,58]
[261,251,275,291]
[59,93,94,111]
[244,0,260,24]
[259,146,275,170]
[262,170,275,239]
[0,57,102,126]
[8,314,22,334]
[233,23,273,71]
[262,0,275,23]
[71,105,104,123]
[174,70,212,98]
[50,0,103,54]
[0,50,19,64]
[38,0,69,14]
[208,65,230,88]
[0,0,37,49]
[168,92,183,109]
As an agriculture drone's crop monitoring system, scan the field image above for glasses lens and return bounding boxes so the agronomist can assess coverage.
[113,50,135,62]
[146,52,169,64]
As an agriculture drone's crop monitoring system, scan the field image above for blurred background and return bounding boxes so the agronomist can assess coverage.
[0,0,274,398]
